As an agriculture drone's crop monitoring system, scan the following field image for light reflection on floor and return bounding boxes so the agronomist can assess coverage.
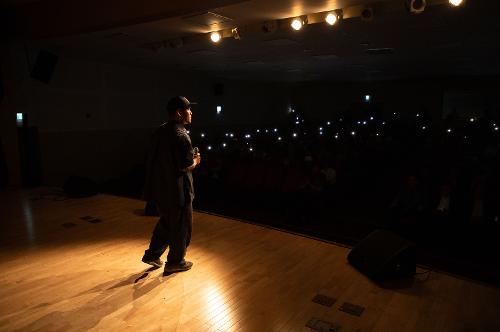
[204,284,233,328]
[22,199,36,245]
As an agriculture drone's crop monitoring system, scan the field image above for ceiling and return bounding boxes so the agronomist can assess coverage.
[7,0,500,82]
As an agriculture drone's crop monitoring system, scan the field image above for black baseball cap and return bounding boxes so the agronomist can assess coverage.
[167,96,197,114]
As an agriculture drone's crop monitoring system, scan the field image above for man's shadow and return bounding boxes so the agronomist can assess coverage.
[16,267,175,331]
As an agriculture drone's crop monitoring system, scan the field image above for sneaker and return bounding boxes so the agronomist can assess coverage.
[164,261,193,273]
[142,258,163,268]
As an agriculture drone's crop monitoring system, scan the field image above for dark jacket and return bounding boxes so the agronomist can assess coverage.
[142,122,194,209]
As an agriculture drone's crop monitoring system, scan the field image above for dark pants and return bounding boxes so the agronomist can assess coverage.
[143,202,193,264]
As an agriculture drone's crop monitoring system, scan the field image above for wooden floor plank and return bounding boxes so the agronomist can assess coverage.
[1,188,500,332]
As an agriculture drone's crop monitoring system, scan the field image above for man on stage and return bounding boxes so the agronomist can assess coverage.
[141,96,201,273]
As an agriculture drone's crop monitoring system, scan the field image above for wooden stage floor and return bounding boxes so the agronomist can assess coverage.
[1,189,499,331]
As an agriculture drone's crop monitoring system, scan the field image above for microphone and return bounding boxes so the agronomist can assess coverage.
[193,147,199,156]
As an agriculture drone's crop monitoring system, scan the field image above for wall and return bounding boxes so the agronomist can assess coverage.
[5,46,498,187]
[4,48,291,186]
[290,77,500,123]
[0,45,22,187]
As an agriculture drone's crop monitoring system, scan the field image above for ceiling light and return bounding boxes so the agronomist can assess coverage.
[262,20,278,34]
[325,13,338,25]
[210,31,221,43]
[449,0,464,6]
[405,0,426,14]
[361,7,374,21]
[291,18,304,31]
[231,28,241,40]
[166,38,183,48]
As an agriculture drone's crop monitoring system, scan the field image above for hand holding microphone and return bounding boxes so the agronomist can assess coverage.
[193,147,201,166]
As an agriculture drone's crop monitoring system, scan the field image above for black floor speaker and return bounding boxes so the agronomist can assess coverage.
[347,230,416,281]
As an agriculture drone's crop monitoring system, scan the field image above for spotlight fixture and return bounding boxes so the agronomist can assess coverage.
[231,27,241,40]
[449,0,464,6]
[405,0,426,14]
[291,18,303,30]
[361,7,374,21]
[291,16,307,31]
[325,13,338,25]
[165,38,183,48]
[262,20,278,34]
[210,31,221,43]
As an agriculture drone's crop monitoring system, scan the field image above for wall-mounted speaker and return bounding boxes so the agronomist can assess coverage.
[30,50,58,83]
[348,230,416,281]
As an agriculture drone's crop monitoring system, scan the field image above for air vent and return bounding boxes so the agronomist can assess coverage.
[182,11,232,27]
[244,61,266,66]
[103,32,129,39]
[312,54,339,60]
[262,39,300,47]
[188,49,217,56]
[365,48,394,55]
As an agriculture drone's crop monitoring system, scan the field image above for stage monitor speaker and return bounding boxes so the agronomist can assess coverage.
[347,230,416,281]
[30,50,58,83]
